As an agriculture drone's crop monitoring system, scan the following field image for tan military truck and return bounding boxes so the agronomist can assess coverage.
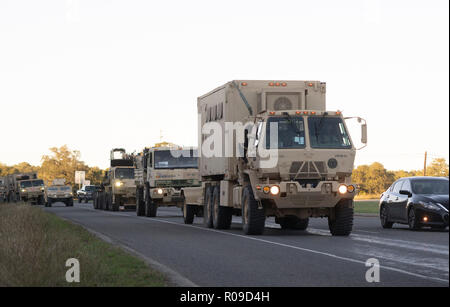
[0,177,6,202]
[5,172,45,205]
[182,80,367,235]
[134,142,200,219]
[94,148,136,211]
[44,179,74,207]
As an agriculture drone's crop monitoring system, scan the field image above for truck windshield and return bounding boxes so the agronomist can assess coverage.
[411,179,449,195]
[32,180,44,187]
[265,117,306,149]
[115,168,135,179]
[154,150,198,169]
[20,181,33,188]
[308,117,352,149]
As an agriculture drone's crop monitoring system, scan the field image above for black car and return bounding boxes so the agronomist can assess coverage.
[379,177,449,230]
[77,185,98,203]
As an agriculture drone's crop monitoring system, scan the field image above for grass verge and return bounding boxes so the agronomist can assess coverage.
[0,202,166,287]
[354,200,379,215]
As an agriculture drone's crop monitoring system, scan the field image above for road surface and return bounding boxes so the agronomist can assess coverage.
[43,202,449,287]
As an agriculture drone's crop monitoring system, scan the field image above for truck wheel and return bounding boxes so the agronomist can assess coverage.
[328,199,354,236]
[183,202,195,224]
[212,186,232,229]
[105,193,111,211]
[78,197,82,203]
[93,194,98,209]
[136,187,145,216]
[68,199,74,207]
[112,199,119,211]
[144,185,157,217]
[242,185,265,235]
[203,186,214,228]
[99,193,105,210]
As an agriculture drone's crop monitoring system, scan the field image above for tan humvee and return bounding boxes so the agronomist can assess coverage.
[134,142,200,218]
[182,80,367,235]
[94,148,136,211]
[44,178,74,207]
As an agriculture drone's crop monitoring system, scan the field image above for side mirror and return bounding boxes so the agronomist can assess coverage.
[361,123,367,144]
[399,190,412,197]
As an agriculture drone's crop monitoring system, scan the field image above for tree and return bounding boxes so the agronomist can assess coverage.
[352,162,395,195]
[426,158,449,177]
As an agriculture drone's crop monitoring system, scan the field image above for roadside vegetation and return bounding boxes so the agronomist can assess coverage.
[354,200,379,215]
[0,202,166,287]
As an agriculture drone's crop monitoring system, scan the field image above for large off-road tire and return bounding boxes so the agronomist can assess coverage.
[99,192,105,210]
[136,187,145,216]
[84,198,88,204]
[408,207,420,230]
[111,198,119,212]
[93,194,98,209]
[203,186,214,228]
[380,205,394,229]
[144,184,157,217]
[328,199,354,236]
[183,202,195,224]
[278,216,309,230]
[105,193,111,211]
[242,185,265,235]
[78,197,82,203]
[212,186,232,229]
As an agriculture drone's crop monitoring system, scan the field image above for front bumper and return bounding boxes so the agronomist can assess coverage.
[254,181,355,209]
[416,208,449,227]
[151,187,183,203]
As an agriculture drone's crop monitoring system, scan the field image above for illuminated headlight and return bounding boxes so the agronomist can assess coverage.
[21,189,26,193]
[338,185,348,194]
[115,181,123,187]
[270,185,280,196]
[157,188,163,195]
[419,201,441,211]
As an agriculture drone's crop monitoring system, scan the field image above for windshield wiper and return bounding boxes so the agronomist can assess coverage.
[315,112,328,142]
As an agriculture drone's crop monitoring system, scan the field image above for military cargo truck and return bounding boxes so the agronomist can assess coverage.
[94,149,136,211]
[45,179,74,207]
[5,172,45,205]
[182,80,367,235]
[134,142,200,219]
[0,177,6,202]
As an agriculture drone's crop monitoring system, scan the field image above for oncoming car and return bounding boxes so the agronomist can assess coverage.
[379,177,449,230]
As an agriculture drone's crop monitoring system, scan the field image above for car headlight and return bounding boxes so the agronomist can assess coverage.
[419,201,441,211]
[115,181,123,187]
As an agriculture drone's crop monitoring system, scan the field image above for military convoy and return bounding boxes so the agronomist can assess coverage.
[94,149,136,211]
[3,172,45,205]
[181,80,367,236]
[45,178,74,207]
[0,177,6,202]
[134,142,200,218]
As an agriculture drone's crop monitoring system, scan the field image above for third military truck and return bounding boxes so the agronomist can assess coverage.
[182,80,367,235]
[94,149,136,211]
[134,142,200,218]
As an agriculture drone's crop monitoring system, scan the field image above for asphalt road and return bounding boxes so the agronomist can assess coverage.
[43,202,449,287]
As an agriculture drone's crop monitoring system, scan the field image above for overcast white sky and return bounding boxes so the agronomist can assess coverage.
[0,0,448,170]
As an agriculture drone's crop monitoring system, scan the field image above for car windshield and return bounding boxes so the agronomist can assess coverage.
[154,150,198,169]
[85,186,95,191]
[32,180,44,187]
[265,116,306,149]
[411,179,449,195]
[115,168,135,179]
[20,181,33,188]
[308,117,352,149]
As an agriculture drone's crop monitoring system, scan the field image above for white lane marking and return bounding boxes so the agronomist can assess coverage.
[89,208,449,284]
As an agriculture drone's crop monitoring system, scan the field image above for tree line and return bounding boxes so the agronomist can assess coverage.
[0,145,448,195]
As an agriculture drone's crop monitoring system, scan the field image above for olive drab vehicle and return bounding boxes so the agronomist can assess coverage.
[134,142,200,219]
[94,148,136,211]
[45,178,74,207]
[0,177,6,202]
[5,172,45,205]
[182,80,367,235]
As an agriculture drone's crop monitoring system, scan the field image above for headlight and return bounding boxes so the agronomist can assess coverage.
[270,185,280,196]
[157,188,163,195]
[115,181,123,187]
[21,189,26,193]
[419,201,441,211]
[338,185,348,194]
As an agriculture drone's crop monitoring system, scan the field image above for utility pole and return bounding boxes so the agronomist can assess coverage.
[423,151,427,176]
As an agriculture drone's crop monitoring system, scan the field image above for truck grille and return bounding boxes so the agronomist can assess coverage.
[156,179,200,188]
[289,161,327,179]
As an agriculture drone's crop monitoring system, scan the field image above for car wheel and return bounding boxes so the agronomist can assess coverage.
[380,205,394,229]
[408,208,419,230]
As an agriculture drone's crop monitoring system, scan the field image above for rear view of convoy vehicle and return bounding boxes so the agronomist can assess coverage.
[134,142,200,218]
[45,179,74,207]
[94,149,136,211]
[182,80,367,236]
[4,172,45,205]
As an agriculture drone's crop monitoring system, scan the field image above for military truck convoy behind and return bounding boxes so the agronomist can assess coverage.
[94,149,136,211]
[4,172,45,205]
[45,179,74,207]
[134,142,200,218]
[182,80,367,235]
[0,177,6,202]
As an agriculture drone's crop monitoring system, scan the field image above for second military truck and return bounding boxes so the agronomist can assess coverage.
[182,80,367,235]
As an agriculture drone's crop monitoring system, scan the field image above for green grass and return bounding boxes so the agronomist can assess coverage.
[0,202,167,287]
[354,200,380,214]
